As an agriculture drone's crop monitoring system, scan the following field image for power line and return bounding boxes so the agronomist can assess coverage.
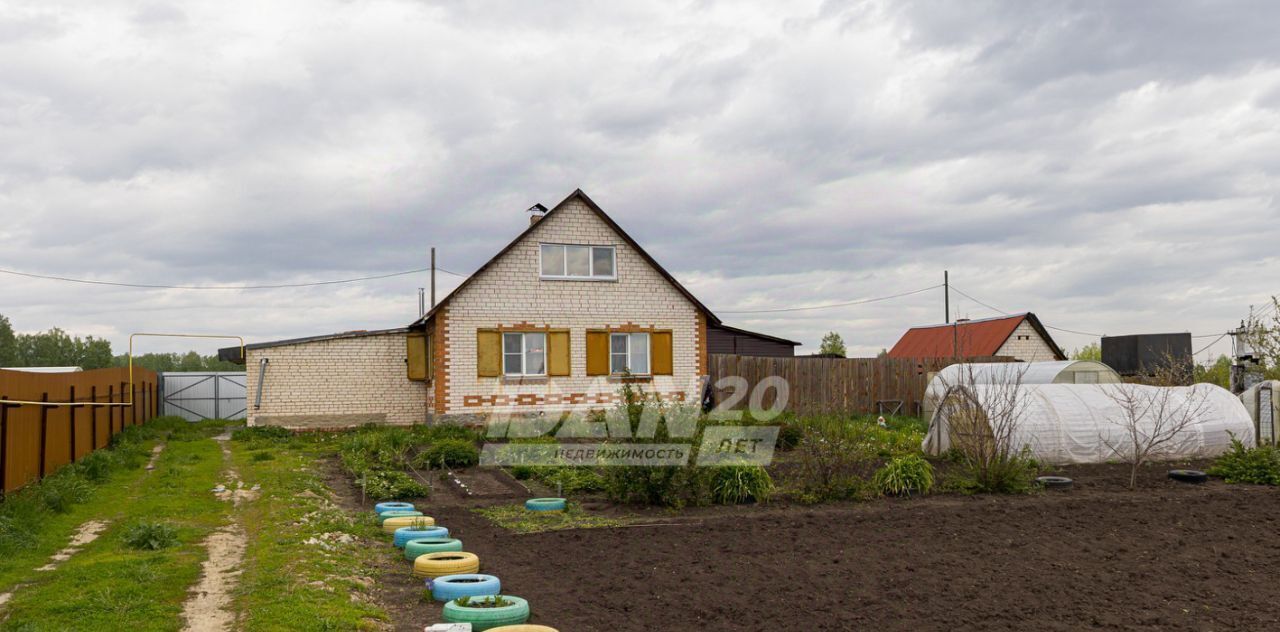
[1193,332,1229,356]
[0,265,468,290]
[716,284,943,314]
[949,286,1107,337]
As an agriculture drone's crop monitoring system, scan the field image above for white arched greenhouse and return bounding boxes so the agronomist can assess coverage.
[1239,380,1280,445]
[923,382,1254,465]
[920,361,1122,421]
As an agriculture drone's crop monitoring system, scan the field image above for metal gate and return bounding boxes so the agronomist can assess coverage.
[160,372,246,421]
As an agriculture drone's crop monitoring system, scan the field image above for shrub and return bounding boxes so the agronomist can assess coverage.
[232,426,293,442]
[791,416,879,503]
[360,470,429,501]
[416,439,480,469]
[536,467,605,494]
[872,454,934,497]
[40,475,92,513]
[943,447,1039,495]
[122,522,178,550]
[412,424,484,445]
[712,466,773,504]
[1209,438,1280,485]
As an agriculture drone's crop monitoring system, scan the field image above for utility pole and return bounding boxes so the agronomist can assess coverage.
[944,270,950,324]
[430,247,437,309]
[947,270,959,359]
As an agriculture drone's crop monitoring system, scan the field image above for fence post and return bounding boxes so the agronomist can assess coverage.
[69,385,77,463]
[108,384,115,435]
[119,382,127,429]
[90,386,98,449]
[38,392,48,479]
[0,396,9,493]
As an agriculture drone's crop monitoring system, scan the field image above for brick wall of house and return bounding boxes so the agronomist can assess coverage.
[245,332,427,429]
[438,198,703,418]
[996,320,1061,362]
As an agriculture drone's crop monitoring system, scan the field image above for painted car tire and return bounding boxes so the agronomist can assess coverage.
[413,551,480,579]
[393,526,449,548]
[382,515,435,534]
[524,498,566,512]
[1035,476,1073,489]
[442,594,530,631]
[374,501,415,515]
[429,574,501,601]
[488,626,559,632]
[377,510,424,524]
[405,537,463,561]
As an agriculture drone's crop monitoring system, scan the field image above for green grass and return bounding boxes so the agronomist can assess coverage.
[0,438,229,631]
[0,444,154,589]
[230,434,389,631]
[474,503,626,534]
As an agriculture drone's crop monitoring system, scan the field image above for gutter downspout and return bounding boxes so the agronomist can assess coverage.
[253,358,269,410]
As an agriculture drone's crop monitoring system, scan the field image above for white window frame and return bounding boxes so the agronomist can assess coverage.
[539,243,617,281]
[609,332,651,376]
[502,332,547,377]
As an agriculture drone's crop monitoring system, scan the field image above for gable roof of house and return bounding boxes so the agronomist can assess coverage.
[410,189,720,326]
[887,312,1066,360]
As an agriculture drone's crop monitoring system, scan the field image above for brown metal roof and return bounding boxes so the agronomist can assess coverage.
[887,313,1065,360]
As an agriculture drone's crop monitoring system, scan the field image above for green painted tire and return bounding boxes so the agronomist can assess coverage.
[404,537,463,561]
[378,510,423,524]
[442,595,530,631]
[524,498,566,512]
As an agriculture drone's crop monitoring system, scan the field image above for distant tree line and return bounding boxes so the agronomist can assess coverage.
[0,314,239,371]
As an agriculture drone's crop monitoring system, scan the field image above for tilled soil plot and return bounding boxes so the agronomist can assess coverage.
[430,466,1278,631]
[341,459,1280,631]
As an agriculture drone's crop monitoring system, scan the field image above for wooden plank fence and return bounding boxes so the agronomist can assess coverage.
[708,354,1014,418]
[0,367,159,494]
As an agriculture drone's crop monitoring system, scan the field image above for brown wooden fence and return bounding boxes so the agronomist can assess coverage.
[0,367,159,494]
[708,354,1014,418]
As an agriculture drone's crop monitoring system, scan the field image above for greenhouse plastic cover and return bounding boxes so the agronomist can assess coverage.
[924,383,1254,464]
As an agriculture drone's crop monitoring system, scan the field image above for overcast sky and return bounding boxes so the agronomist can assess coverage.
[2,0,1277,360]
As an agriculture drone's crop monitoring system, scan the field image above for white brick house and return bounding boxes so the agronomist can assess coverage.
[410,189,722,422]
[226,189,789,428]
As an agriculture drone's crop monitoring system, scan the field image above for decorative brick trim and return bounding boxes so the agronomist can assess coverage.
[696,312,708,376]
[484,322,567,332]
[589,322,664,333]
[432,306,450,415]
[462,390,687,408]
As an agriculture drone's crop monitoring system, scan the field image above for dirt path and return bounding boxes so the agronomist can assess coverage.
[181,433,255,632]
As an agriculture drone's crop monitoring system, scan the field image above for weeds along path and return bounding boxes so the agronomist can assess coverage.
[0,440,170,612]
[0,435,231,630]
[181,431,256,632]
[230,436,389,630]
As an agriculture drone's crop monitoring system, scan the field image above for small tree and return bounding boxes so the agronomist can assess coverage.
[818,332,846,357]
[931,361,1037,493]
[1245,296,1280,368]
[1072,343,1101,361]
[1102,356,1210,489]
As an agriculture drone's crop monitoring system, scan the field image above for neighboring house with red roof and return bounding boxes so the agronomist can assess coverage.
[887,313,1066,362]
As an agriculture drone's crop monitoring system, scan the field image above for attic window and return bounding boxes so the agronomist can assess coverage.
[540,244,616,280]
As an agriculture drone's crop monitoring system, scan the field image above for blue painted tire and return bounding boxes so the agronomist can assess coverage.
[442,594,529,630]
[430,574,501,601]
[524,498,566,512]
[405,537,463,561]
[377,510,424,524]
[393,526,449,548]
[374,501,416,515]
